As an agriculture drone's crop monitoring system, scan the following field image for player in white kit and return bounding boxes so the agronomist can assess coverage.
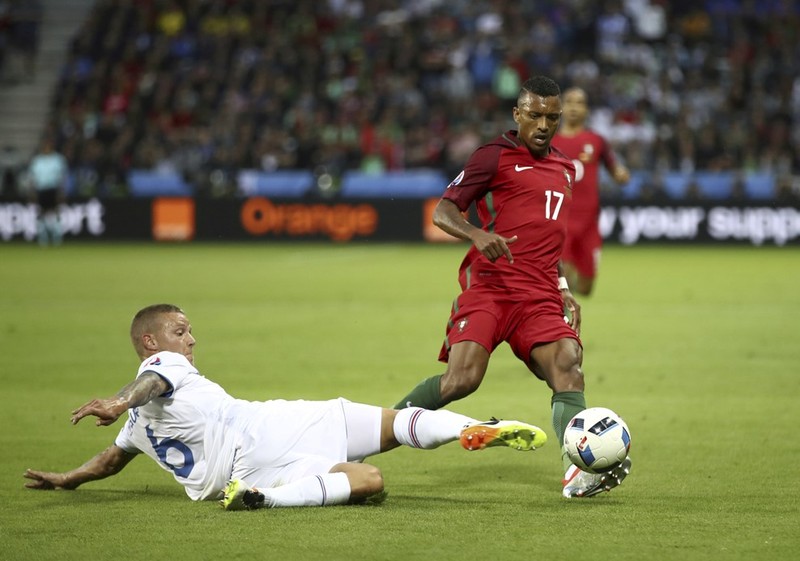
[24,304,547,510]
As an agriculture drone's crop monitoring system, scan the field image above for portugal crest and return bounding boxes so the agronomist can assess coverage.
[563,169,573,192]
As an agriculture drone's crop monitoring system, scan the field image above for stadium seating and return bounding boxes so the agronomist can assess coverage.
[8,1,796,203]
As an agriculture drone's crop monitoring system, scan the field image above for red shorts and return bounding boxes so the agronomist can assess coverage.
[438,286,580,370]
[562,214,602,279]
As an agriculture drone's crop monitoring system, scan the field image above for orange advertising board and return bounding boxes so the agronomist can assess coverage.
[152,197,195,241]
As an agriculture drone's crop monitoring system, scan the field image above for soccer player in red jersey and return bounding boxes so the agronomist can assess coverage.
[551,87,630,296]
[393,76,630,498]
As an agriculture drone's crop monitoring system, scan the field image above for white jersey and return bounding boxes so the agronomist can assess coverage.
[114,351,254,501]
[114,351,358,501]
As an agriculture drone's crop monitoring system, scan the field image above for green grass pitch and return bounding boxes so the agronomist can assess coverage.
[1,242,798,561]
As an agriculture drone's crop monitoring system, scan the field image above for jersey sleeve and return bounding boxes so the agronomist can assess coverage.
[442,145,500,211]
[599,135,618,172]
[114,418,141,453]
[136,351,196,399]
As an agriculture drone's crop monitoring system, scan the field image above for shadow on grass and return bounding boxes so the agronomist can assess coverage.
[23,484,183,508]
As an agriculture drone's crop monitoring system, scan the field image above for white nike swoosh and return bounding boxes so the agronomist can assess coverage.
[515,165,534,172]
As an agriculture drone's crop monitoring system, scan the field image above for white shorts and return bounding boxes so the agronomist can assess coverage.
[230,398,382,489]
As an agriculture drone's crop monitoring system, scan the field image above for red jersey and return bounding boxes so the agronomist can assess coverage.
[551,129,617,218]
[442,130,576,295]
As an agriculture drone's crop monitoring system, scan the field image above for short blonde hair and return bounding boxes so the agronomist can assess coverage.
[130,304,184,358]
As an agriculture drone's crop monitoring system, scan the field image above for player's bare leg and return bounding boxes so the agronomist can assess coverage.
[438,341,490,403]
[330,462,384,502]
[530,338,584,394]
[392,341,490,410]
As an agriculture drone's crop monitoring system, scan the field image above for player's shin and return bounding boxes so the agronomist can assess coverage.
[392,407,475,449]
[551,391,586,471]
[392,374,444,409]
[260,472,351,507]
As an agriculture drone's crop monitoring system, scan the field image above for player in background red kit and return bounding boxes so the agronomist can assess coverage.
[393,76,631,498]
[551,87,630,296]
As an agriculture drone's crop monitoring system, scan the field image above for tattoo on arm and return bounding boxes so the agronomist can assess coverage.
[66,446,138,488]
[115,372,169,409]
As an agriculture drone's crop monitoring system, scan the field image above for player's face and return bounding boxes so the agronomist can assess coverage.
[513,93,562,158]
[154,312,196,365]
[562,89,588,126]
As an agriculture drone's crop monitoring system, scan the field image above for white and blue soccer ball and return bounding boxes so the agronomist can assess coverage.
[563,407,631,474]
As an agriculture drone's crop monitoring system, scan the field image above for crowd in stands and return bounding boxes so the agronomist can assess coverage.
[12,0,800,199]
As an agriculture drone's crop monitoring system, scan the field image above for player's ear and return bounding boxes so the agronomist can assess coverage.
[512,107,520,124]
[142,333,159,352]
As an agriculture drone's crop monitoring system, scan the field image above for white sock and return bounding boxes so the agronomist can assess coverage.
[259,472,351,507]
[393,407,476,449]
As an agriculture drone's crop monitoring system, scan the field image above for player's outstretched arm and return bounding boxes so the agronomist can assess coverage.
[24,445,137,491]
[433,199,517,263]
[612,163,630,185]
[71,372,170,426]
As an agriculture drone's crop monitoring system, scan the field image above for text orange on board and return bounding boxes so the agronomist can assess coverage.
[240,197,378,241]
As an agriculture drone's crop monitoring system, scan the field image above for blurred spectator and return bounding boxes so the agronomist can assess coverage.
[0,1,9,82]
[28,137,68,246]
[639,172,671,203]
[774,174,800,204]
[0,143,24,199]
[729,172,748,202]
[157,1,186,38]
[6,0,41,82]
[684,177,704,201]
[596,0,630,65]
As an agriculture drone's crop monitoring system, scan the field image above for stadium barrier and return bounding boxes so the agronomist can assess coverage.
[339,169,449,198]
[613,170,775,200]
[62,168,780,201]
[1,197,798,246]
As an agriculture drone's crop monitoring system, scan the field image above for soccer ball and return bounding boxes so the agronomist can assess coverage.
[563,407,631,474]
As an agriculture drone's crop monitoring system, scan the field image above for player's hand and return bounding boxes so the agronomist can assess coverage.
[473,231,517,264]
[614,165,630,185]
[23,469,77,490]
[71,398,126,426]
[563,291,582,336]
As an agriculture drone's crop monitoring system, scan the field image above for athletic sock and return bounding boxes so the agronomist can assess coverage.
[259,472,351,507]
[551,391,586,472]
[36,219,48,246]
[392,407,475,449]
[392,374,444,409]
[48,215,63,246]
